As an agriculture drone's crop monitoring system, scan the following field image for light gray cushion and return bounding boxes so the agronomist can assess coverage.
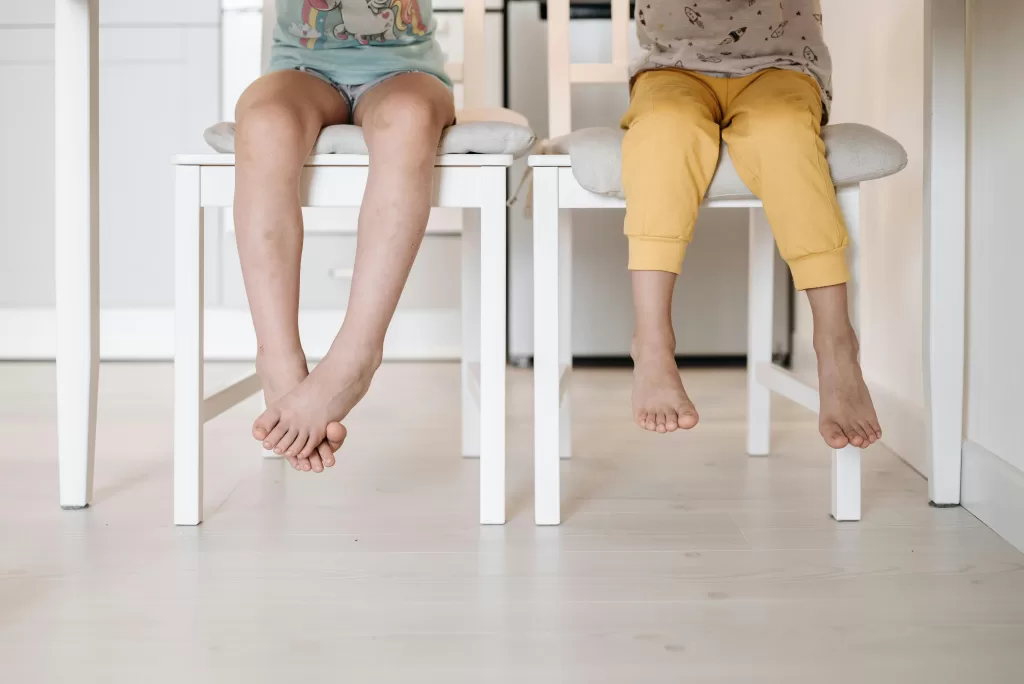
[544,123,908,199]
[205,108,536,158]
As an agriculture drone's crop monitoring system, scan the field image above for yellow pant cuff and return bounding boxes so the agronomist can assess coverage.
[627,236,688,274]
[788,247,850,291]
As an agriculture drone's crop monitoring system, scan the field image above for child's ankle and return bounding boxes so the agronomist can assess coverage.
[632,326,677,356]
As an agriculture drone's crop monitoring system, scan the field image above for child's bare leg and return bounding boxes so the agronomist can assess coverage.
[235,70,348,472]
[807,284,881,449]
[631,271,700,433]
[253,72,455,460]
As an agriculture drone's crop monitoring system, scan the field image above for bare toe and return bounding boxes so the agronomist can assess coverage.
[664,409,679,432]
[678,407,699,429]
[317,442,336,468]
[284,430,309,459]
[636,410,649,428]
[308,453,324,473]
[296,434,320,461]
[262,423,288,451]
[253,408,281,443]
[655,412,667,433]
[645,416,657,431]
[821,421,849,449]
[325,421,347,446]
[845,424,865,448]
[860,419,876,446]
[274,428,299,455]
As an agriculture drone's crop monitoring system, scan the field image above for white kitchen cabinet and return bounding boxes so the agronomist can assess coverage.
[0,13,220,357]
[0,29,55,307]
[0,1,219,25]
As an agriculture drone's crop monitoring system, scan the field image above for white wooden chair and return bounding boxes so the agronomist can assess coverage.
[529,0,909,525]
[171,0,534,526]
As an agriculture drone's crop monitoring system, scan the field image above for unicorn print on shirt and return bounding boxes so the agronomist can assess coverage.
[289,0,428,48]
[334,0,397,44]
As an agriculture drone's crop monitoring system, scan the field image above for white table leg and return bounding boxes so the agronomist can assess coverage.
[461,206,482,458]
[746,207,774,457]
[478,168,507,525]
[924,0,967,506]
[174,166,205,526]
[54,0,99,510]
[533,167,561,525]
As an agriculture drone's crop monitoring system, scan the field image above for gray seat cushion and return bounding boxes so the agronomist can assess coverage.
[544,123,908,199]
[205,108,536,158]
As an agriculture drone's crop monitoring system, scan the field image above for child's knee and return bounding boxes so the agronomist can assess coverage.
[362,85,454,145]
[622,111,713,244]
[236,99,318,159]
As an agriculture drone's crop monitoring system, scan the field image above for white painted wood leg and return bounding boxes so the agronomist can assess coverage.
[924,0,967,506]
[461,206,482,459]
[174,165,205,526]
[54,0,99,510]
[558,209,573,460]
[831,446,862,521]
[746,207,773,457]
[478,168,507,525]
[533,167,561,525]
[832,187,863,522]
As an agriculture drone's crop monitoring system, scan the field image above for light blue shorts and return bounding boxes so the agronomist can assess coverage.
[267,41,451,112]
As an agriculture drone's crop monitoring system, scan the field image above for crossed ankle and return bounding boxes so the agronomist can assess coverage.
[319,342,383,379]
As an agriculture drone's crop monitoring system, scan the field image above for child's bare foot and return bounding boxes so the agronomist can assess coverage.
[256,347,346,473]
[630,333,699,433]
[253,345,380,465]
[815,329,882,449]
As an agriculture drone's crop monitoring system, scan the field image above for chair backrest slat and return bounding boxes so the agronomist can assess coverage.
[547,0,632,138]
[461,0,487,109]
[258,0,488,109]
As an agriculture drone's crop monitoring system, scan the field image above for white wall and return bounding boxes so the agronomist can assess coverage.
[792,1,929,474]
[961,0,1024,552]
[965,0,1024,473]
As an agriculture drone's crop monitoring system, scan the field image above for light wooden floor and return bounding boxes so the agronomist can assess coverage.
[2,362,1023,682]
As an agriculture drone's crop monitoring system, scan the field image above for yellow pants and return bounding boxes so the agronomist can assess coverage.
[621,68,849,290]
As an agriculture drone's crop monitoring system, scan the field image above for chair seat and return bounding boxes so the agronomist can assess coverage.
[204,107,536,158]
[542,123,908,200]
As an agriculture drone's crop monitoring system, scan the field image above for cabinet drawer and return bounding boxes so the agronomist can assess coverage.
[222,234,461,311]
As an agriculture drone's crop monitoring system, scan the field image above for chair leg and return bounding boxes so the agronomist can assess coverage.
[54,0,99,510]
[533,167,562,525]
[832,187,863,521]
[478,168,507,525]
[747,207,774,457]
[461,206,482,459]
[174,165,205,526]
[558,209,573,460]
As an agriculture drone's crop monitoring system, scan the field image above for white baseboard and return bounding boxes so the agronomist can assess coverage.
[871,385,929,479]
[962,440,1024,554]
[0,308,461,361]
